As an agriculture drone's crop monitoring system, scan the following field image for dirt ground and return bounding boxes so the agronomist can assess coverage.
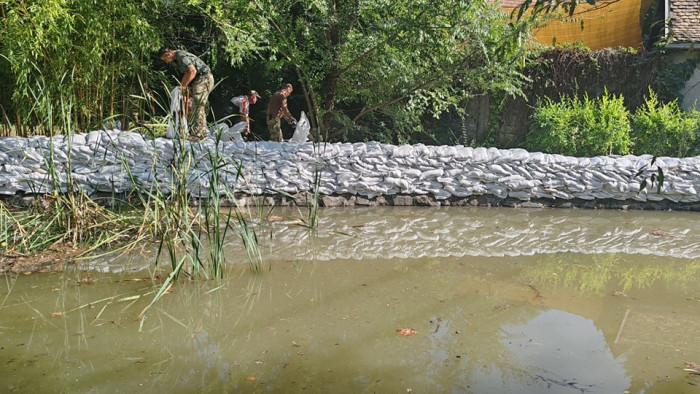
[0,245,87,274]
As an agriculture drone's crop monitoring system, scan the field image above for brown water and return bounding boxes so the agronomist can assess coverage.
[2,207,700,393]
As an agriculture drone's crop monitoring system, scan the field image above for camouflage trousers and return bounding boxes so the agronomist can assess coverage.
[189,73,214,140]
[266,116,283,142]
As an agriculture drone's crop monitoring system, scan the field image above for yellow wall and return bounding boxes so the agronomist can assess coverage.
[506,0,649,50]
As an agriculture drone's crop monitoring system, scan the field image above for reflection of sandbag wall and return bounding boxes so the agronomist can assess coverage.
[0,129,697,203]
[267,208,700,261]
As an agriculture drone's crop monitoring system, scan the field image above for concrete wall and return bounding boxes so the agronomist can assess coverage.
[682,64,700,111]
[668,50,700,111]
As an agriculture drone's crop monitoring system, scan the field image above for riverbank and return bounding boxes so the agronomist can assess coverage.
[3,191,700,211]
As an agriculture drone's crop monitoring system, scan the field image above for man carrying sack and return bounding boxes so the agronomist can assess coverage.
[159,47,214,141]
[226,90,261,136]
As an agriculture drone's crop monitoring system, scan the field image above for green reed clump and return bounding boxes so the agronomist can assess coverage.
[0,73,150,257]
[307,161,323,229]
[134,88,272,323]
[198,133,239,278]
[284,144,325,229]
[216,147,269,274]
[234,205,268,273]
[125,83,272,279]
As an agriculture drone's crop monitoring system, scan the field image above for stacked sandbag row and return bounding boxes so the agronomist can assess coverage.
[0,130,698,203]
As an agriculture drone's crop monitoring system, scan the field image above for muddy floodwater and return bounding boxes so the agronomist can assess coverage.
[2,207,700,393]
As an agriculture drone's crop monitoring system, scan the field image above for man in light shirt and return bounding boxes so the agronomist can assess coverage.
[226,90,261,136]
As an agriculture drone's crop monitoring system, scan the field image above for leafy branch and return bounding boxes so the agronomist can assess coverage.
[634,156,665,194]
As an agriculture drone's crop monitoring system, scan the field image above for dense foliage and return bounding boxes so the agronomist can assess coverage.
[0,0,533,141]
[0,0,697,148]
[525,90,699,157]
[631,90,700,157]
[0,0,264,134]
[254,0,531,143]
[525,90,631,156]
[1,0,163,132]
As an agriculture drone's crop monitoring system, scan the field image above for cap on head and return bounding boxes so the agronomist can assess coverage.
[248,90,261,99]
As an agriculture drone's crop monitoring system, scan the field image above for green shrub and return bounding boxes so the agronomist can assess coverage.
[525,90,631,156]
[631,91,699,157]
[525,97,578,155]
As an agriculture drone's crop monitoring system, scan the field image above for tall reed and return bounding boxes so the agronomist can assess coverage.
[2,70,148,257]
[307,162,323,229]
[0,203,12,252]
[5,76,285,327]
[134,86,273,322]
[199,133,238,278]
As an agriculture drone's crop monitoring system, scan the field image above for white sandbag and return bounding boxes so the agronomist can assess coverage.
[166,86,186,139]
[207,122,243,142]
[289,111,310,143]
[225,123,246,142]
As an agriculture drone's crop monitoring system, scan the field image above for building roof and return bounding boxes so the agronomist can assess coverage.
[668,0,700,44]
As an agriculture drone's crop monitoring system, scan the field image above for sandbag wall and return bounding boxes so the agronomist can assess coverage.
[0,130,699,205]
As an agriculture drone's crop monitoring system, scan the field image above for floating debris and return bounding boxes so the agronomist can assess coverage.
[396,328,418,336]
[684,362,700,375]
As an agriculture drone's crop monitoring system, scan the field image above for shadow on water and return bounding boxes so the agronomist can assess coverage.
[2,207,700,393]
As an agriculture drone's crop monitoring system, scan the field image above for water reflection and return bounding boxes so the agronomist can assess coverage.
[525,253,700,294]
[268,207,700,261]
[189,330,231,387]
[93,207,700,276]
[495,309,630,394]
[5,208,700,393]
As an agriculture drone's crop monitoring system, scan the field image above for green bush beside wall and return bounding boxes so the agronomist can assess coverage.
[526,89,699,157]
[630,91,699,157]
[525,90,631,156]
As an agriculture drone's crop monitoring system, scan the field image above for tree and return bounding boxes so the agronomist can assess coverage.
[0,0,539,140]
[252,0,533,142]
[0,0,265,133]
[1,0,165,132]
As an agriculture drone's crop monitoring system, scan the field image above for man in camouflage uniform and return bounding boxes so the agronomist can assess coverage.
[158,47,214,140]
[266,83,296,142]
